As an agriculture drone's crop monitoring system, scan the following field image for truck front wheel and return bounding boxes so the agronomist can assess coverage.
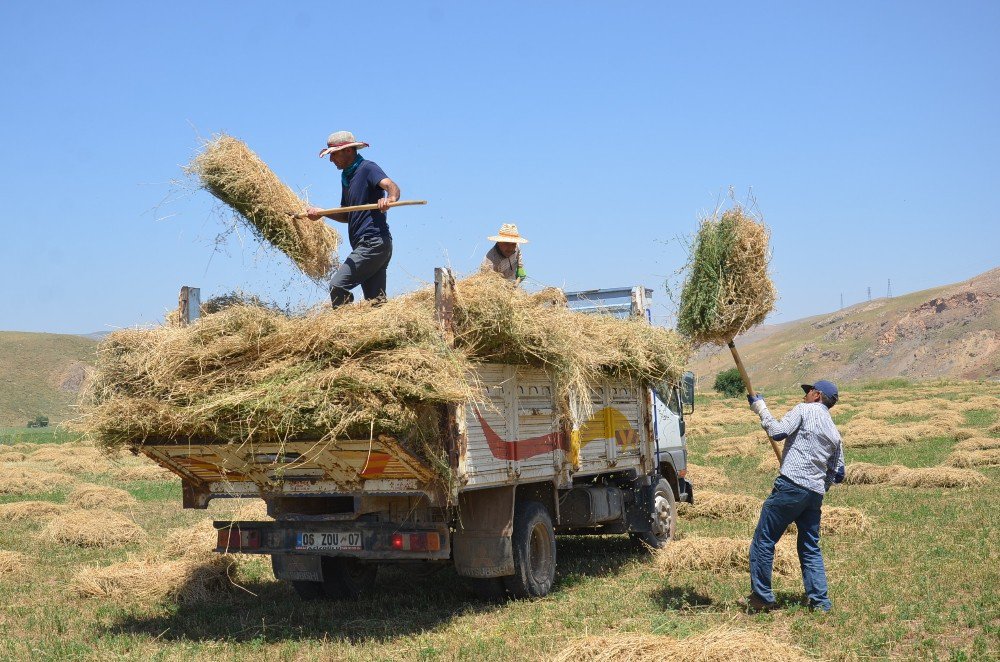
[632,478,677,549]
[504,501,556,599]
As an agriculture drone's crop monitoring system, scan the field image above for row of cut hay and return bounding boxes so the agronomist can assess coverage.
[74,272,691,477]
[0,467,75,495]
[71,553,237,605]
[28,444,111,474]
[844,462,989,488]
[677,206,776,347]
[0,550,30,576]
[685,463,730,488]
[840,413,971,448]
[679,491,759,521]
[688,406,751,427]
[704,434,761,459]
[162,521,219,558]
[757,452,780,472]
[954,437,1000,451]
[41,509,146,548]
[989,422,1000,435]
[187,134,341,280]
[67,484,137,510]
[552,627,811,662]
[953,394,1000,412]
[787,506,872,536]
[113,465,175,482]
[656,536,797,575]
[944,448,1000,468]
[0,501,69,522]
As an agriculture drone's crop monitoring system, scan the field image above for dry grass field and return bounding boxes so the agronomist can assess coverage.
[0,379,997,660]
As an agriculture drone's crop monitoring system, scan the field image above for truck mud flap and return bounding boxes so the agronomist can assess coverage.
[452,485,515,578]
[272,554,322,582]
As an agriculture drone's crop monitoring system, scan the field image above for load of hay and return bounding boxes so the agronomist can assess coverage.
[677,206,776,346]
[553,627,811,662]
[187,135,341,280]
[75,272,691,477]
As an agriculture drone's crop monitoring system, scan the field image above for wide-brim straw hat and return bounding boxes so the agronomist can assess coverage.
[488,223,529,244]
[319,131,370,157]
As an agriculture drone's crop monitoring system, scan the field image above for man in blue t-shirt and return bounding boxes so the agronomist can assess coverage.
[307,130,401,307]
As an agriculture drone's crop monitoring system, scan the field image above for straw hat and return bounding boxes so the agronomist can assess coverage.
[488,223,529,244]
[319,131,370,157]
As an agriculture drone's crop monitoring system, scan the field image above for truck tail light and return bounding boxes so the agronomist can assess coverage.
[217,527,261,551]
[390,532,440,552]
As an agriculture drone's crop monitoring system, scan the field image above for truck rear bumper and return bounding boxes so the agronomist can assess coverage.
[213,520,451,561]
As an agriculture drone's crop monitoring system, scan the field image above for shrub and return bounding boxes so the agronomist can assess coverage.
[713,368,745,398]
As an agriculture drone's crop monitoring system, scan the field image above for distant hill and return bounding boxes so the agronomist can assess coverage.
[0,331,98,427]
[689,267,1000,391]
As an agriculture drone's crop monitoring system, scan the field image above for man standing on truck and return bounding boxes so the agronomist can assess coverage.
[307,131,401,307]
[480,223,528,284]
[743,380,846,613]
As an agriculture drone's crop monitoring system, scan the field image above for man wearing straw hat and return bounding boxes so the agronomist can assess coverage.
[480,223,528,284]
[307,131,401,307]
[743,380,846,613]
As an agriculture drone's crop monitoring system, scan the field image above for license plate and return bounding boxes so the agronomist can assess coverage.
[295,531,362,551]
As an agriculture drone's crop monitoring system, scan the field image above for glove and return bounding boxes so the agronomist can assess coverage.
[747,394,764,407]
[747,394,767,416]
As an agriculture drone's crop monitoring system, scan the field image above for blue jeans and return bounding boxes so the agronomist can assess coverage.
[749,475,831,611]
[329,234,393,306]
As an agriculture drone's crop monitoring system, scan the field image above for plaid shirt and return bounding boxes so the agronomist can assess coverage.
[480,245,524,281]
[756,401,845,495]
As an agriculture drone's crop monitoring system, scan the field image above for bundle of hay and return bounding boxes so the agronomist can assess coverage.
[187,135,341,280]
[679,491,759,521]
[75,272,691,477]
[677,206,776,346]
[162,521,218,558]
[0,501,69,523]
[944,448,1000,468]
[818,506,871,534]
[67,484,138,510]
[655,536,796,575]
[71,554,236,604]
[684,463,730,488]
[41,509,146,548]
[30,445,110,474]
[0,468,75,495]
[0,550,30,577]
[888,466,989,489]
[113,465,175,482]
[843,462,906,485]
[552,627,811,662]
[954,437,1000,451]
[704,434,759,459]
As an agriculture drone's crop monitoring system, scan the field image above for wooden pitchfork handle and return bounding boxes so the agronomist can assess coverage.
[292,199,427,219]
[728,340,784,464]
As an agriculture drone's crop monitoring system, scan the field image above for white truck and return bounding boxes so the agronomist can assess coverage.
[141,270,695,600]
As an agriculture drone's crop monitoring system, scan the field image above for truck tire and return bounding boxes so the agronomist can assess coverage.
[470,577,508,602]
[632,478,676,550]
[323,556,378,600]
[504,501,556,599]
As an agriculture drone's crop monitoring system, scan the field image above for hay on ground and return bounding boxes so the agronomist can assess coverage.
[954,437,1000,451]
[41,509,146,548]
[680,491,759,521]
[29,445,110,474]
[0,501,70,523]
[113,465,175,482]
[677,205,776,346]
[187,134,341,279]
[685,463,730,488]
[655,536,796,576]
[704,435,760,459]
[844,462,906,485]
[552,627,811,662]
[0,550,30,576]
[989,422,1000,434]
[71,554,236,604]
[820,506,871,534]
[944,448,1000,468]
[67,484,138,510]
[757,451,780,472]
[162,521,218,558]
[888,467,988,489]
[0,468,75,495]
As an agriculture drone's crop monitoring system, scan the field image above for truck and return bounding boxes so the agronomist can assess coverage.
[140,269,695,600]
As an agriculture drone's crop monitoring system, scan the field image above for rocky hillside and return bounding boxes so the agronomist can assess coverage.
[689,267,1000,390]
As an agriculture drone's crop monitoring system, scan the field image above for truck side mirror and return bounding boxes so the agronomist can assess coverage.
[681,371,695,415]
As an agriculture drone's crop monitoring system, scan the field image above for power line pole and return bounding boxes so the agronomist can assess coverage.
[887,279,892,298]
[840,293,844,310]
[867,286,871,302]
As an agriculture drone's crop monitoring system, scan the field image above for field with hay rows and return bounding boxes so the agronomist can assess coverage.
[0,380,997,660]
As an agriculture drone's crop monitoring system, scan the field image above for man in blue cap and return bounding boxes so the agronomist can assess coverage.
[743,380,846,613]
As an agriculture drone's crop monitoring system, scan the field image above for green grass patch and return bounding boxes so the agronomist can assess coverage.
[963,409,998,428]
[0,427,82,446]
[127,481,183,502]
[856,377,913,391]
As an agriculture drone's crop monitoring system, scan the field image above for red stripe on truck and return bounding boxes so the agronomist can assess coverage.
[473,408,569,460]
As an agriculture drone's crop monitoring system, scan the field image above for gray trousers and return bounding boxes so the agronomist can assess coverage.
[329,234,393,307]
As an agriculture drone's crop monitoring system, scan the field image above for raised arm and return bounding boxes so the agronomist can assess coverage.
[750,399,804,442]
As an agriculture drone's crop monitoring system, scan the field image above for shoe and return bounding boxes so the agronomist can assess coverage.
[739,594,778,613]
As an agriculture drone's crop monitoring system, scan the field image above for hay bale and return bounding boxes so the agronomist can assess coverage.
[655,536,796,576]
[888,467,989,489]
[0,550,30,576]
[0,501,70,523]
[685,463,730,488]
[41,509,146,548]
[677,206,776,346]
[0,468,75,495]
[681,491,760,521]
[67,484,138,510]
[71,554,236,604]
[187,134,341,279]
[843,462,906,485]
[552,627,811,662]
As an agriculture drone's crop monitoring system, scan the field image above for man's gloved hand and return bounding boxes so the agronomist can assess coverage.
[747,393,767,416]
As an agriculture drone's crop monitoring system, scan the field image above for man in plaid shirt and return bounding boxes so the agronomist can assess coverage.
[744,380,846,613]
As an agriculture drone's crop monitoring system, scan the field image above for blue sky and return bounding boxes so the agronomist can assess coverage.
[1,1,997,334]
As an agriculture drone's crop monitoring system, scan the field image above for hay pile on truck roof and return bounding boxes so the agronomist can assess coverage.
[187,134,341,280]
[74,272,691,476]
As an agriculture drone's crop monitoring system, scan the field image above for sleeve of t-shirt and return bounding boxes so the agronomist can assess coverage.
[365,162,388,189]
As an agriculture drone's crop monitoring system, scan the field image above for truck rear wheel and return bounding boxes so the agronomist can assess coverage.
[632,478,676,550]
[504,501,556,599]
[289,557,377,601]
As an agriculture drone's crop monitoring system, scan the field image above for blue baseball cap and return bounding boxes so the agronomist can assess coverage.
[801,380,839,406]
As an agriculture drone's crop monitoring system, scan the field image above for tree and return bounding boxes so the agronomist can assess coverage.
[26,415,49,428]
[713,368,746,398]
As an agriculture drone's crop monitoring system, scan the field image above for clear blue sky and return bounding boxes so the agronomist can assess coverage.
[1,1,997,334]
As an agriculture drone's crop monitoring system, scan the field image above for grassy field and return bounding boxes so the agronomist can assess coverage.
[0,381,997,660]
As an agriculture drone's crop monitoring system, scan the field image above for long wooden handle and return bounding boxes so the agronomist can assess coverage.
[293,199,427,219]
[728,340,783,464]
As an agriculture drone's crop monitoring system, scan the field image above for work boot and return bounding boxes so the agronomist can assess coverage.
[739,594,778,613]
